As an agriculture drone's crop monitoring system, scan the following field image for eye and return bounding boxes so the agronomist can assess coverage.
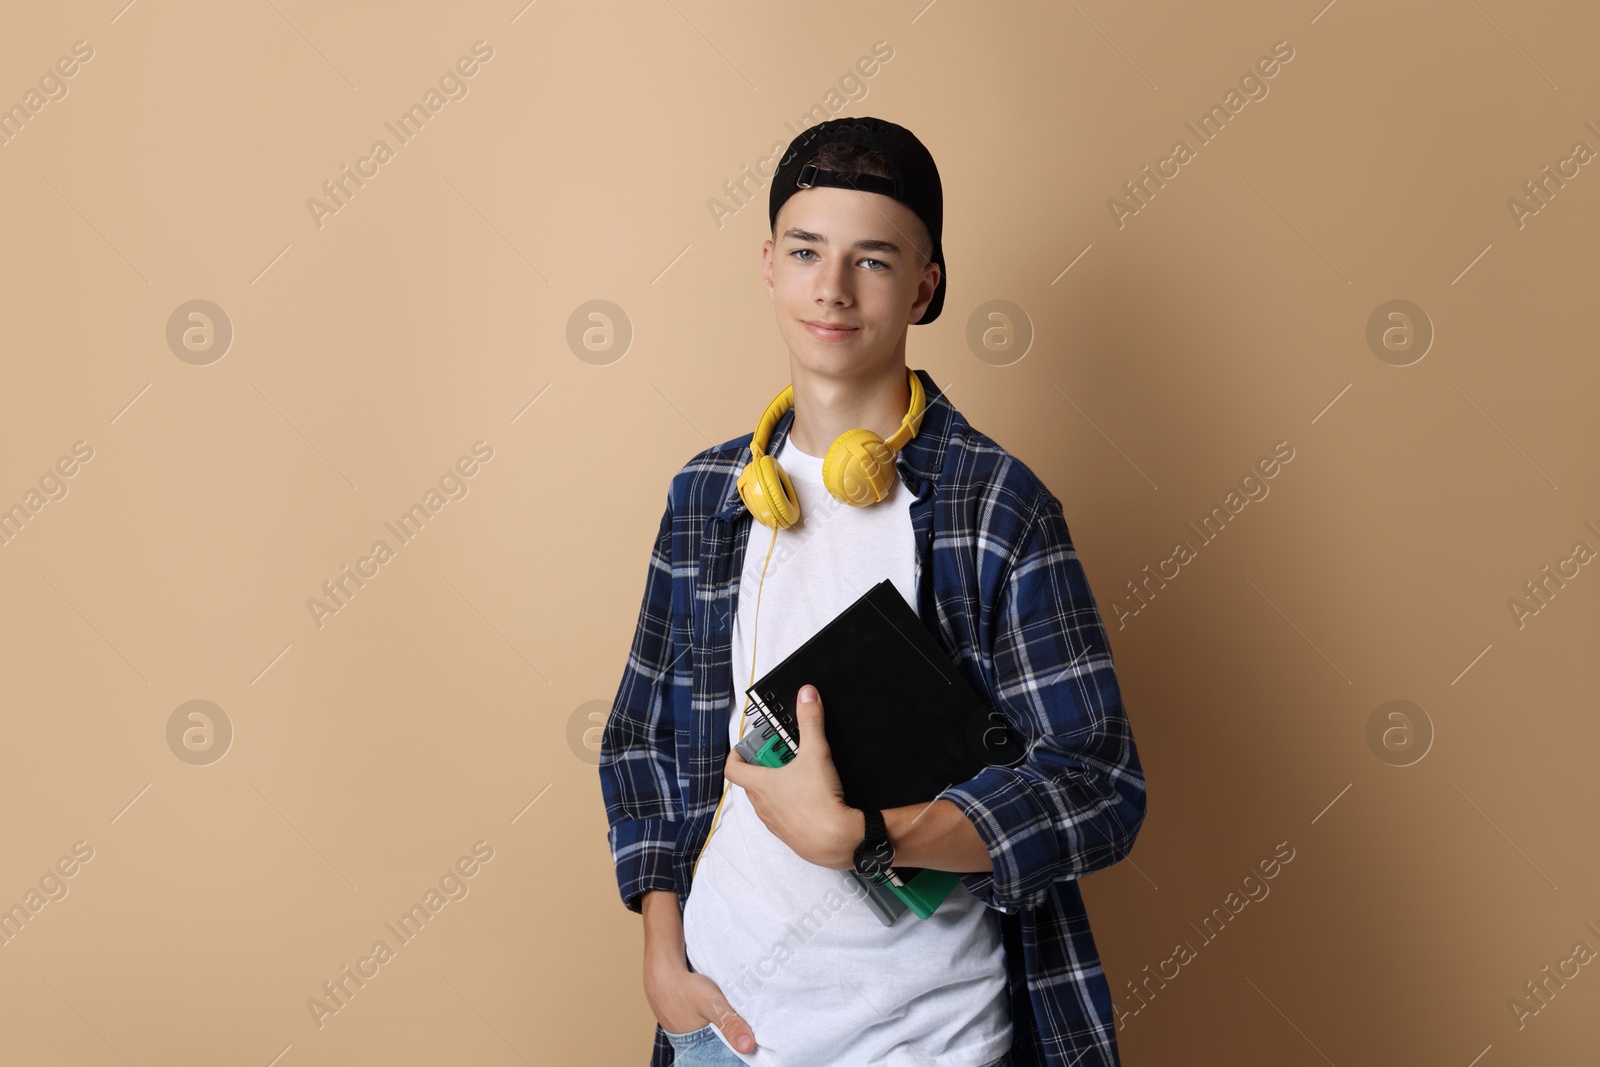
[861,258,889,271]
[790,248,819,262]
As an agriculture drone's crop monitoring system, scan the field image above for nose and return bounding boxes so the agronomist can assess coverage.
[813,254,854,308]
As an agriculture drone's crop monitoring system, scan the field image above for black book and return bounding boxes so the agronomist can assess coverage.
[742,577,1027,816]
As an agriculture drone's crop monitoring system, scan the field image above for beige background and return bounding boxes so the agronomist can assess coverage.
[1,1,1596,1064]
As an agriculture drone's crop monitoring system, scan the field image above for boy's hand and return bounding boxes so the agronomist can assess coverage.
[724,684,862,871]
[644,962,758,1054]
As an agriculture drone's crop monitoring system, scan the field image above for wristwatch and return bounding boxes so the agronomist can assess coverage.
[851,807,898,882]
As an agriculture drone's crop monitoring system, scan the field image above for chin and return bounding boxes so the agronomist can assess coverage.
[793,354,886,385]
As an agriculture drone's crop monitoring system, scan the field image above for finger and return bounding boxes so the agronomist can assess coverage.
[710,1003,757,1054]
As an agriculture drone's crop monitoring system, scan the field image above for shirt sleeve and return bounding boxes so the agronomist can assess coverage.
[933,492,1147,913]
[598,491,684,914]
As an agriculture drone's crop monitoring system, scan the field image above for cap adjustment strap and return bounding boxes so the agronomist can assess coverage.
[793,162,899,199]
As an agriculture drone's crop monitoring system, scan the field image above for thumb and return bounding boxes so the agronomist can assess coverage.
[797,685,823,746]
[707,997,758,1054]
[797,684,821,716]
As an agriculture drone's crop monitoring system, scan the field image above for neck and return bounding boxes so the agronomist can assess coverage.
[786,360,912,457]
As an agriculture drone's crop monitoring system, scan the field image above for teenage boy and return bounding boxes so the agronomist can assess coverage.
[599,116,1147,1067]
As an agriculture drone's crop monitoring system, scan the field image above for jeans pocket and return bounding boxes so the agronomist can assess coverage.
[662,1020,716,1045]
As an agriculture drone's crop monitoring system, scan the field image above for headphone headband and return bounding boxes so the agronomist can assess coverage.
[749,367,925,459]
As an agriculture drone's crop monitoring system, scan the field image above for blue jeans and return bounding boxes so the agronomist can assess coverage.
[661,1022,1010,1067]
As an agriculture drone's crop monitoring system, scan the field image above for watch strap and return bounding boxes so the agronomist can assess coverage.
[853,807,894,876]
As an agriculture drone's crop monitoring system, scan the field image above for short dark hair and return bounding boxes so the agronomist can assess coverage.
[783,141,933,268]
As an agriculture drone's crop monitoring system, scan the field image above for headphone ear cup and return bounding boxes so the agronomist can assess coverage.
[738,454,801,529]
[822,430,898,506]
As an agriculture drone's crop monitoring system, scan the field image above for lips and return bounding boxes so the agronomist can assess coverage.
[803,320,859,339]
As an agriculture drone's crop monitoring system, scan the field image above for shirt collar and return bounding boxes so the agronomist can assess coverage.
[716,366,955,516]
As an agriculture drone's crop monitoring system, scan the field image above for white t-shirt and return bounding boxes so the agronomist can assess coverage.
[681,433,1013,1067]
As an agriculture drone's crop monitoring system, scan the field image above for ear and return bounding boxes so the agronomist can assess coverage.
[907,258,940,324]
[761,238,775,302]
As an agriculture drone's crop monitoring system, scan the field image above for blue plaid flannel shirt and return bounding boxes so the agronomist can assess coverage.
[599,366,1147,1067]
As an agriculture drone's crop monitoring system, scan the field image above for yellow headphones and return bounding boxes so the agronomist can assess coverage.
[692,368,927,884]
[736,366,927,530]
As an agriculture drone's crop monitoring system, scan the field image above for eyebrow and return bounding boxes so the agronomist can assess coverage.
[781,227,903,257]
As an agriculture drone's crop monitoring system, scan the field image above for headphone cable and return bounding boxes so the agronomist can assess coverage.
[692,520,780,884]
